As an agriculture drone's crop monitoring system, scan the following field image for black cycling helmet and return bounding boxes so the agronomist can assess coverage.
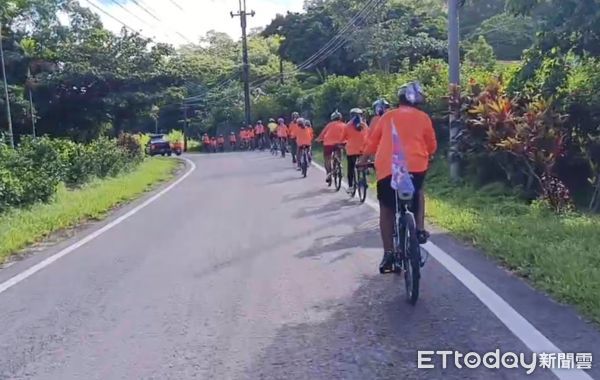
[373,98,390,116]
[330,110,342,121]
[398,81,425,106]
[257,120,263,125]
[350,108,363,116]
[291,112,299,119]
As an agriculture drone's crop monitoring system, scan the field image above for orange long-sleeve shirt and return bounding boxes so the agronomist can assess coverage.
[363,106,437,180]
[276,123,289,138]
[296,126,313,146]
[368,115,381,138]
[341,122,369,156]
[288,121,300,139]
[318,121,346,146]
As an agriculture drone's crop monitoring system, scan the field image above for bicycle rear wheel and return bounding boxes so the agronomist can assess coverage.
[401,212,421,305]
[357,170,368,203]
[349,167,358,198]
[301,151,308,177]
[333,161,343,192]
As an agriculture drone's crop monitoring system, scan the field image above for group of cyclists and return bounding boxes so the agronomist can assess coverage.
[207,81,438,274]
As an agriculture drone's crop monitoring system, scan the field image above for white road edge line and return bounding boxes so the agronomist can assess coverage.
[0,157,197,296]
[311,161,592,380]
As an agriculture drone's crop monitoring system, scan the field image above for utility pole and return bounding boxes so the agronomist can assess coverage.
[27,67,36,138]
[0,22,15,148]
[448,0,461,182]
[231,0,255,127]
[182,103,188,152]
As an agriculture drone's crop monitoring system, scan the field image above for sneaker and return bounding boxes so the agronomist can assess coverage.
[346,187,353,195]
[325,173,332,184]
[417,230,430,245]
[379,251,394,274]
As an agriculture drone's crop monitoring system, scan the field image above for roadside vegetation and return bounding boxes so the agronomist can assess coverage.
[0,133,179,263]
[0,157,177,263]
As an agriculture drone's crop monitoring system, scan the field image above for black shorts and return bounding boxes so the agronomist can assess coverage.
[377,172,427,211]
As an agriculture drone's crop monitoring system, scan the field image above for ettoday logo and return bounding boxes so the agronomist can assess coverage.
[417,350,593,374]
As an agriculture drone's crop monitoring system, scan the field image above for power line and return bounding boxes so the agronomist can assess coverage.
[128,0,194,43]
[250,0,385,89]
[167,0,184,11]
[129,0,161,22]
[107,0,153,29]
[84,0,139,34]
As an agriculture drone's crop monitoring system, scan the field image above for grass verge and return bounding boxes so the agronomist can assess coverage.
[426,159,600,324]
[0,157,179,264]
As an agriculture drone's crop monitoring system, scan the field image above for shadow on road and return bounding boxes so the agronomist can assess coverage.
[295,226,381,262]
[294,198,359,219]
[282,188,333,203]
[242,272,552,380]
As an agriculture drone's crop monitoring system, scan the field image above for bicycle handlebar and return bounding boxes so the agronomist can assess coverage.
[356,162,375,169]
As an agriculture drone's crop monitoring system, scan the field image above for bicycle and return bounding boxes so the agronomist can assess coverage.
[298,145,311,178]
[391,188,422,305]
[354,162,371,203]
[270,138,278,156]
[279,138,287,158]
[330,145,344,192]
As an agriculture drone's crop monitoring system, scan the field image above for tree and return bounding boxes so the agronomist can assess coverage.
[464,36,496,70]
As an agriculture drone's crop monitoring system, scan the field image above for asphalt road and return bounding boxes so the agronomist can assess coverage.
[0,152,598,380]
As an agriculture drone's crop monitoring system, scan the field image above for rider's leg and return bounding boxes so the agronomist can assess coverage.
[291,139,298,164]
[347,155,357,187]
[323,146,332,174]
[410,172,428,243]
[377,176,395,272]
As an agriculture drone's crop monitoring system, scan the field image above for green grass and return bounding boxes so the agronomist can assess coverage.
[425,160,600,324]
[0,158,179,264]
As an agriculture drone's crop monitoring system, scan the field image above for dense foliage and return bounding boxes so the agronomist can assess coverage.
[0,135,143,213]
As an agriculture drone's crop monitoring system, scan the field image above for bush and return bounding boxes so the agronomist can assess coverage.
[117,133,144,162]
[0,136,143,214]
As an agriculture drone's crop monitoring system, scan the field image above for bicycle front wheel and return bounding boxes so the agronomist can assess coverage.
[401,212,421,305]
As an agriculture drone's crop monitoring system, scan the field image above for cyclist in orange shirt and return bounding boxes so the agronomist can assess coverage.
[296,118,313,167]
[247,125,255,150]
[229,132,237,150]
[217,134,225,152]
[341,107,369,194]
[210,136,218,153]
[317,110,347,185]
[255,120,266,150]
[361,82,437,273]
[288,112,300,165]
[276,118,289,157]
[369,99,390,138]
[202,133,210,152]
[239,127,247,150]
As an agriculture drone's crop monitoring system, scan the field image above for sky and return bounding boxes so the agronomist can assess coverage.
[91,0,305,44]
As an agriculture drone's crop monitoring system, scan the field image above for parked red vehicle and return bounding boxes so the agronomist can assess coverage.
[147,134,172,156]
